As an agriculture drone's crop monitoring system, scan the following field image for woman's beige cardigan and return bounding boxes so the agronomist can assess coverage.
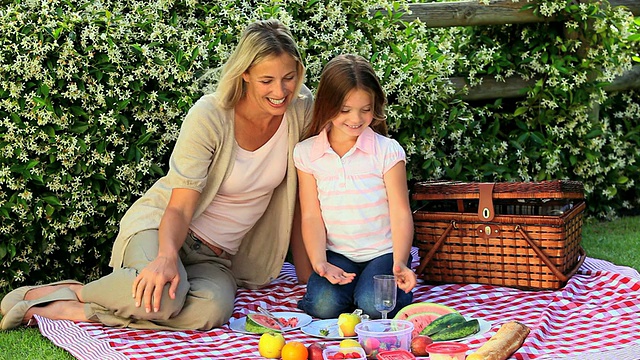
[109,85,313,289]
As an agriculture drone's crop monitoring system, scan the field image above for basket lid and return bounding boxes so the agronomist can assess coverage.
[412,180,584,201]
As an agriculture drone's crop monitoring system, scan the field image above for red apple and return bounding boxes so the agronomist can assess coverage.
[307,342,326,360]
[410,335,434,356]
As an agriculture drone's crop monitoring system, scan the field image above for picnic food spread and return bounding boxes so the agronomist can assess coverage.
[246,303,530,359]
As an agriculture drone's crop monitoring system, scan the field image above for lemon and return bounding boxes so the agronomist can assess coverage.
[339,339,362,348]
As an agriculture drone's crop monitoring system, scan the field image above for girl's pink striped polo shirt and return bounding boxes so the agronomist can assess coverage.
[294,127,406,262]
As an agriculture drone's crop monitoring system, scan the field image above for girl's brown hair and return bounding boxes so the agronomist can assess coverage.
[303,54,388,139]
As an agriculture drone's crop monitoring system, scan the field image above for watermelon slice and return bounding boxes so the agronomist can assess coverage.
[393,302,457,321]
[245,313,282,334]
[393,302,458,337]
[405,311,445,337]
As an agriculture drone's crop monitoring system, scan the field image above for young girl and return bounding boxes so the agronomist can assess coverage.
[294,54,416,319]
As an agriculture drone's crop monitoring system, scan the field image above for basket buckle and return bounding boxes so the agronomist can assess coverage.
[478,183,495,221]
[477,224,500,238]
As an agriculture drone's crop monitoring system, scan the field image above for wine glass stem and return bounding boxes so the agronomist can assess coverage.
[381,312,387,319]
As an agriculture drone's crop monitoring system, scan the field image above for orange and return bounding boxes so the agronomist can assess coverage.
[280,341,309,360]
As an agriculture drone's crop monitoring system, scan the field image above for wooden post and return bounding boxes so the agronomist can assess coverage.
[378,0,639,27]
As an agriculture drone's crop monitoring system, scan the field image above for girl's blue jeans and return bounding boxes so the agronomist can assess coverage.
[297,251,413,319]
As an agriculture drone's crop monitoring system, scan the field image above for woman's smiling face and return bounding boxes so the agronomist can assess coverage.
[242,53,299,117]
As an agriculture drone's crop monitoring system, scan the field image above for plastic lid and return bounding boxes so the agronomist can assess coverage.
[425,342,470,354]
[376,349,416,360]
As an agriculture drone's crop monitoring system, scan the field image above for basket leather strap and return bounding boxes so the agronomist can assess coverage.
[478,183,495,221]
[416,221,456,275]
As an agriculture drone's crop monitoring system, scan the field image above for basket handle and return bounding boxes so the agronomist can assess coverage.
[515,225,585,282]
[566,247,586,279]
[416,221,456,275]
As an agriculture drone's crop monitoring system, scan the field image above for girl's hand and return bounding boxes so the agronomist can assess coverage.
[393,263,417,293]
[132,255,180,313]
[315,261,356,285]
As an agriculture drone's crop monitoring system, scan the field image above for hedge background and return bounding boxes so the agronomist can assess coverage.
[1,0,638,289]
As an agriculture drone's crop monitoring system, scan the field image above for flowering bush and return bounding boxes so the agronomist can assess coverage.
[405,1,640,219]
[0,0,638,288]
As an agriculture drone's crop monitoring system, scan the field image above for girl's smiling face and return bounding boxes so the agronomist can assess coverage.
[330,88,374,140]
[242,53,299,117]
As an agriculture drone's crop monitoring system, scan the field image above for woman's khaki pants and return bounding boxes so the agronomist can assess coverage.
[81,230,237,330]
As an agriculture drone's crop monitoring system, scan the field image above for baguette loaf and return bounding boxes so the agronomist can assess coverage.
[465,321,530,360]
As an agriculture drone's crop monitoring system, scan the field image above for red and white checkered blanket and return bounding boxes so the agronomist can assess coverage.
[36,249,640,359]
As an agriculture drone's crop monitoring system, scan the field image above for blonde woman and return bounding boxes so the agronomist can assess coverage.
[1,19,313,331]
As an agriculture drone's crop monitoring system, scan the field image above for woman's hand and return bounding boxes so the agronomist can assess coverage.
[134,187,198,313]
[393,263,417,293]
[132,255,181,313]
[314,261,356,285]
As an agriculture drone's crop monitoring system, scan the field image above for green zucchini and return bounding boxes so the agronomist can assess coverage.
[419,312,466,336]
[430,319,480,341]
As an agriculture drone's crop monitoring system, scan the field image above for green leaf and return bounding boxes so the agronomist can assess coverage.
[585,128,603,139]
[136,132,153,145]
[45,204,55,217]
[153,57,165,66]
[117,99,131,111]
[626,34,640,41]
[150,163,165,176]
[25,160,39,170]
[42,196,61,206]
[70,123,90,133]
[40,84,50,97]
[541,52,548,63]
[530,132,545,144]
[514,107,528,116]
[617,176,628,184]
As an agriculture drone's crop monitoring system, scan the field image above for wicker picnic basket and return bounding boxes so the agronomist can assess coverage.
[412,180,586,290]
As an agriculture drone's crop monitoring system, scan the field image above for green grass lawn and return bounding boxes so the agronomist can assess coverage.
[1,215,639,359]
[581,216,640,270]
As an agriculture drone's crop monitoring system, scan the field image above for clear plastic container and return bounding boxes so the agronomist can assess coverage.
[355,319,414,359]
[322,346,367,360]
[424,342,469,360]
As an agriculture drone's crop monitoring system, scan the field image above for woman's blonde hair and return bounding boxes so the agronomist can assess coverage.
[215,19,306,109]
[303,54,388,140]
